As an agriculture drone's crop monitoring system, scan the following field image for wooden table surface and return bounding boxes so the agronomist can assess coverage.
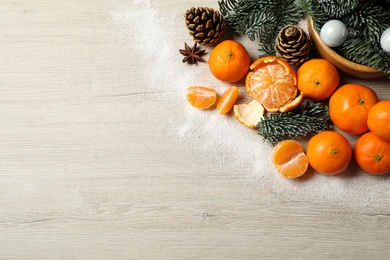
[1,1,390,259]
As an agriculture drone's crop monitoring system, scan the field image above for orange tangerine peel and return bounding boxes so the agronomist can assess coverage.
[279,92,304,113]
[233,99,265,128]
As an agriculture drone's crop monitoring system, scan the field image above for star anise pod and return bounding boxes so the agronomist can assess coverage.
[179,42,206,64]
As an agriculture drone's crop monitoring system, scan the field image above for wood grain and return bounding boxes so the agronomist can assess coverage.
[0,1,390,259]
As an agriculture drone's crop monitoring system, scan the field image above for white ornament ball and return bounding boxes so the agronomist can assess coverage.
[320,20,348,48]
[380,27,390,53]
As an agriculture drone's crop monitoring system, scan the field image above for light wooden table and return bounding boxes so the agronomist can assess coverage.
[1,1,390,259]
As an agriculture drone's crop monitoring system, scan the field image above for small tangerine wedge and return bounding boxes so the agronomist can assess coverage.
[233,99,265,128]
[245,56,299,112]
[367,100,390,142]
[217,86,239,114]
[272,139,309,179]
[354,132,390,175]
[329,83,378,134]
[307,131,352,175]
[297,59,339,100]
[186,86,217,109]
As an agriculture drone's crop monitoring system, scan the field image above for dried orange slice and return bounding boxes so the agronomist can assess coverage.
[233,99,265,128]
[272,139,309,179]
[186,86,217,109]
[246,56,300,112]
[217,86,239,114]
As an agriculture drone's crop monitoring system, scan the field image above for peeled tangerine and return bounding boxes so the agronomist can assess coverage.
[272,139,309,178]
[246,56,303,112]
[233,99,265,128]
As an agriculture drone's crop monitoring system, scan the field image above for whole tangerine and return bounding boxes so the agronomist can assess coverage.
[354,132,390,175]
[306,131,352,175]
[367,100,390,142]
[208,40,250,83]
[329,83,378,134]
[297,59,340,100]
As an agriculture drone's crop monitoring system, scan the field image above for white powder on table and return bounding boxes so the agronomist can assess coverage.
[109,0,390,210]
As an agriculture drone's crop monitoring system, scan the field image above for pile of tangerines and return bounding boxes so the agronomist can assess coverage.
[185,40,390,178]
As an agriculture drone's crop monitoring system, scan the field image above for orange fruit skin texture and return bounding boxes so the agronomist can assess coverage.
[307,131,352,175]
[297,59,340,100]
[367,100,390,143]
[272,139,309,179]
[245,56,299,112]
[208,40,250,83]
[217,86,239,114]
[354,132,390,175]
[186,86,217,109]
[329,84,379,135]
[233,99,265,128]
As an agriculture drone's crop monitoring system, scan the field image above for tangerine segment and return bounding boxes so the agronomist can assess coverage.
[354,132,390,175]
[186,86,217,109]
[217,86,239,114]
[233,99,265,128]
[272,140,309,179]
[246,56,298,112]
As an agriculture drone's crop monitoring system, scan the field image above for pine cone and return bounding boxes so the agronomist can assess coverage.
[185,7,224,45]
[275,25,311,66]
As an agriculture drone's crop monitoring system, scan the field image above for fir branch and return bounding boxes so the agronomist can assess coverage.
[343,3,389,44]
[257,102,332,146]
[235,10,275,41]
[295,0,359,30]
[258,23,279,56]
[218,0,304,55]
[317,0,359,19]
[219,0,273,40]
[294,0,328,31]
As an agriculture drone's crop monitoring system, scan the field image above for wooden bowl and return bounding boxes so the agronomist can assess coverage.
[307,17,385,79]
